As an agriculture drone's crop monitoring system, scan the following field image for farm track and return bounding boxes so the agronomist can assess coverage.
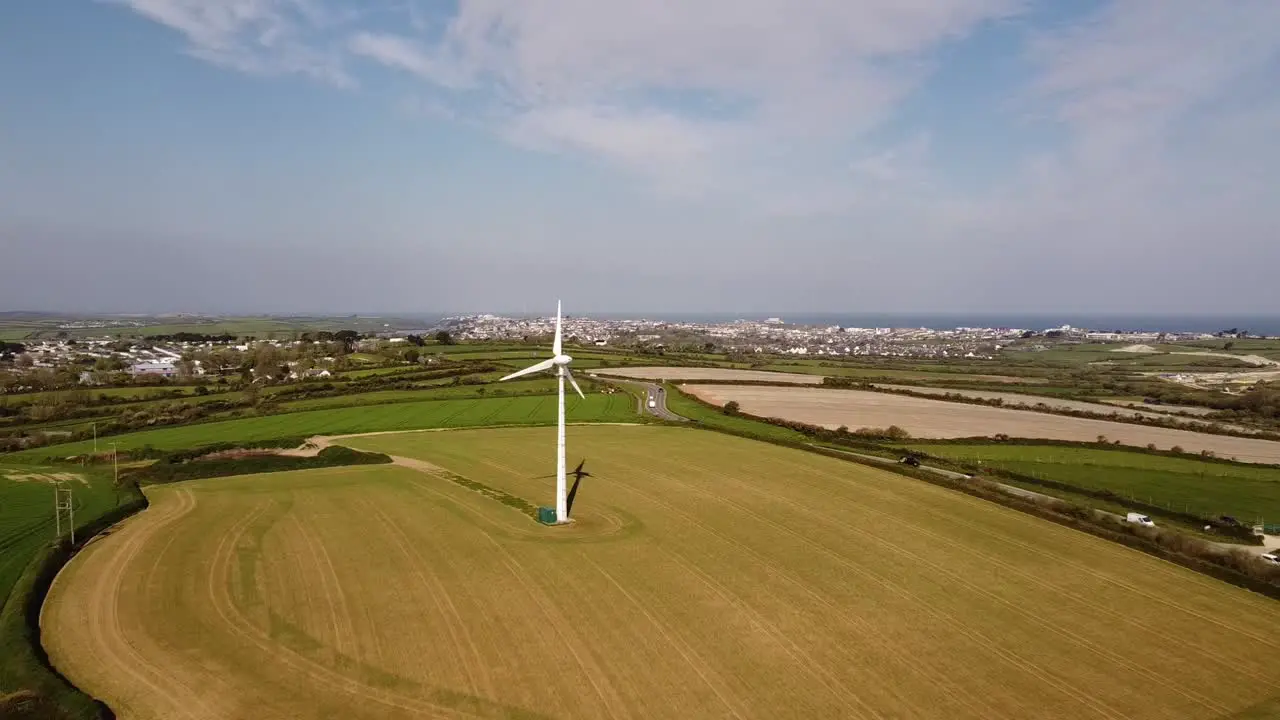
[41,426,1280,719]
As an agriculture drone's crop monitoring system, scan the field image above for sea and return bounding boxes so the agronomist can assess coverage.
[584,313,1280,336]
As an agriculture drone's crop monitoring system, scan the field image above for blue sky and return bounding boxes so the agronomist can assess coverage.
[2,1,1278,315]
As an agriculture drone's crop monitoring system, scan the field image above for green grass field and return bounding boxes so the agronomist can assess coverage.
[132,320,303,337]
[333,365,421,379]
[1,385,211,406]
[1119,354,1257,369]
[0,465,129,613]
[6,393,638,459]
[39,426,1280,719]
[904,443,1280,522]
[0,463,139,716]
[277,377,563,411]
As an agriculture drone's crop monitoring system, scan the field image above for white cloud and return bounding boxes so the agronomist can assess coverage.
[346,0,1022,205]
[110,0,1280,239]
[348,32,467,88]
[107,0,353,86]
[997,1,1280,222]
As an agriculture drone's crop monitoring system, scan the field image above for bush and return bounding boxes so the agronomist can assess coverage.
[127,445,391,484]
[851,425,911,441]
[723,401,741,416]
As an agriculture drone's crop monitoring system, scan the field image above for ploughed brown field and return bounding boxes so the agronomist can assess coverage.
[42,426,1280,719]
[684,384,1280,464]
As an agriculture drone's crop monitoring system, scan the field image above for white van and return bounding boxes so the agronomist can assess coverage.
[1126,512,1156,527]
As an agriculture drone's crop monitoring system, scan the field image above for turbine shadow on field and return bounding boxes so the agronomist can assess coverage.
[400,466,645,544]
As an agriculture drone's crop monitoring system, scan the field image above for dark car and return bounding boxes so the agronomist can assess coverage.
[899,456,921,467]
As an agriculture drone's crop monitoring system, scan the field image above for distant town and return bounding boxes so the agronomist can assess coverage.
[0,311,1269,390]
[444,313,1259,360]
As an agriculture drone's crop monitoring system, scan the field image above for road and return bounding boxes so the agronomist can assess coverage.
[590,375,686,422]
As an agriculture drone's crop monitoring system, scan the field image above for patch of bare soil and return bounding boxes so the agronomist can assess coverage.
[684,384,1280,464]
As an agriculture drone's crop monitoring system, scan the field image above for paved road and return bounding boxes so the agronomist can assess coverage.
[590,376,687,422]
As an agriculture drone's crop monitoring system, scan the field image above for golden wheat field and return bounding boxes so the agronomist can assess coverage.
[42,426,1280,719]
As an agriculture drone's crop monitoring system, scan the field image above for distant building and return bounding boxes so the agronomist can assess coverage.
[130,361,177,377]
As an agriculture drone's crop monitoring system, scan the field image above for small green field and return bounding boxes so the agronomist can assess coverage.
[1,463,140,715]
[277,377,563,411]
[0,465,130,610]
[131,320,302,337]
[1119,354,1257,369]
[333,365,421,379]
[6,393,638,459]
[0,385,211,406]
[903,443,1280,522]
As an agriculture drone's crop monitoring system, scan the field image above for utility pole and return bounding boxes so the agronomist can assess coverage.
[93,422,97,454]
[111,442,118,486]
[55,484,74,545]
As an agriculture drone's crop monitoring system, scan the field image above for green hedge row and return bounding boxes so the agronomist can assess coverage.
[129,445,391,484]
[123,436,309,462]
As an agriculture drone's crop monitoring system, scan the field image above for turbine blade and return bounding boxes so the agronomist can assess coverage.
[553,300,563,357]
[564,367,585,399]
[499,357,555,382]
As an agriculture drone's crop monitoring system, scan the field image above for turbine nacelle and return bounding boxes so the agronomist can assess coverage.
[554,354,573,366]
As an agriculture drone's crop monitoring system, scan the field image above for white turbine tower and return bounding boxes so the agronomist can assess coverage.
[498,300,583,523]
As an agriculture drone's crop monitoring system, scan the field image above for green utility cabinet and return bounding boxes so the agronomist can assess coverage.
[537,507,558,525]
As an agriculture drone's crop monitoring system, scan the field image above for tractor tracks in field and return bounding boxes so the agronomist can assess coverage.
[397,474,635,720]
[358,498,496,701]
[600,473,1010,719]
[206,501,470,719]
[676,460,1242,715]
[46,487,228,720]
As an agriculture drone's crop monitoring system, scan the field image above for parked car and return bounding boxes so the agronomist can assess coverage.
[1126,512,1156,527]
[899,456,920,467]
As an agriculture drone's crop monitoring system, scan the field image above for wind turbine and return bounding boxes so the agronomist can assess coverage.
[499,300,583,523]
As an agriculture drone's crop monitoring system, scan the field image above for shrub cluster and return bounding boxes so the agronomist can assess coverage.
[0,362,498,455]
[127,445,391,484]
